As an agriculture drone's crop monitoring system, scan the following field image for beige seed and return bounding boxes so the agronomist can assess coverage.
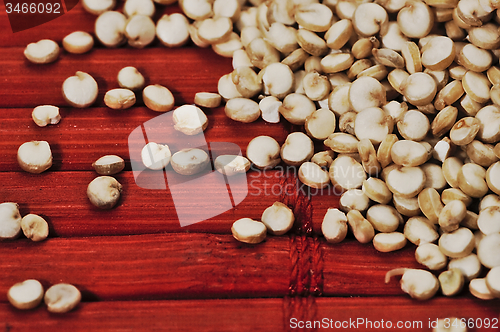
[279,93,315,125]
[418,188,444,224]
[486,161,500,195]
[404,216,439,245]
[20,214,49,242]
[329,155,367,192]
[366,204,402,232]
[373,232,407,252]
[95,11,127,48]
[62,71,98,108]
[62,31,94,54]
[194,92,222,108]
[92,155,125,175]
[231,218,267,244]
[280,132,314,167]
[393,194,421,217]
[438,200,467,233]
[385,268,439,300]
[143,84,174,112]
[322,208,348,243]
[0,203,22,240]
[439,227,475,258]
[476,105,500,143]
[24,39,59,64]
[354,107,393,145]
[311,150,335,168]
[347,210,375,244]
[7,280,44,310]
[386,166,426,198]
[246,136,281,169]
[470,278,495,300]
[82,0,115,15]
[439,268,465,296]
[340,189,370,213]
[397,1,434,38]
[141,142,171,170]
[87,176,122,210]
[400,72,437,106]
[349,76,386,113]
[261,202,294,235]
[477,232,500,268]
[443,157,463,188]
[104,88,136,110]
[261,63,294,99]
[415,243,448,270]
[171,148,210,176]
[441,188,473,207]
[32,105,61,127]
[485,266,500,298]
[391,140,430,167]
[458,163,489,198]
[117,67,145,91]
[214,155,250,177]
[477,206,500,235]
[450,117,481,146]
[449,253,482,281]
[17,141,52,174]
[304,109,336,141]
[352,3,389,37]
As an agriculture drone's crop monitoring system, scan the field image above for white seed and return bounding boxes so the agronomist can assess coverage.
[212,32,242,57]
[118,67,145,91]
[329,155,367,192]
[404,216,439,245]
[218,73,243,100]
[366,204,402,232]
[311,150,335,168]
[380,21,408,51]
[415,243,448,270]
[21,214,49,242]
[468,23,500,50]
[92,155,125,175]
[458,163,489,198]
[125,15,156,48]
[141,142,171,170]
[433,138,454,163]
[0,202,22,240]
[123,0,155,17]
[225,97,260,123]
[377,134,398,168]
[418,188,443,224]
[477,232,500,268]
[213,0,241,22]
[479,194,500,211]
[462,71,491,104]
[142,84,175,112]
[386,166,426,198]
[438,268,464,297]
[296,29,328,57]
[421,36,455,71]
[476,105,500,143]
[362,178,392,204]
[81,0,115,15]
[304,109,335,141]
[232,49,253,69]
[458,43,493,73]
[441,188,472,207]
[391,140,430,167]
[246,38,280,69]
[231,218,266,244]
[439,200,467,233]
[354,107,393,145]
[400,73,437,106]
[181,0,213,21]
[7,280,44,310]
[347,210,375,244]
[214,155,250,176]
[198,17,233,45]
[486,161,500,195]
[432,106,459,137]
[421,164,447,191]
[189,22,210,48]
[393,194,421,217]
[87,176,122,209]
[450,117,481,146]
[17,141,52,174]
[104,88,136,110]
[449,253,482,281]
[485,266,500,298]
[352,3,388,37]
[246,136,281,169]
[261,202,294,235]
[95,11,127,48]
[295,3,333,32]
[302,71,331,101]
[339,189,370,213]
[401,41,422,74]
[469,278,495,300]
[477,206,500,235]
[156,14,190,47]
[443,157,463,188]
[280,132,314,167]
[62,31,94,54]
[194,92,221,108]
[439,227,475,258]
[325,19,353,50]
[235,6,257,31]
[358,139,381,176]
[349,76,386,113]
[328,84,352,117]
[62,71,98,108]
[261,63,294,99]
[385,268,439,300]
[339,111,356,135]
[397,1,434,38]
[172,105,208,135]
[397,110,430,141]
[44,283,81,313]
[322,208,348,243]
[373,232,407,252]
[24,39,59,64]
[298,162,330,189]
[279,93,315,125]
[171,148,209,175]
[259,96,281,123]
[32,105,60,127]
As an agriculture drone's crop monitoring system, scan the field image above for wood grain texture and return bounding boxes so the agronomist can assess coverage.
[0,297,499,332]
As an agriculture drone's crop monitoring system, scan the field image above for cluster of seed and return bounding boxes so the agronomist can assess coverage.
[18,0,500,303]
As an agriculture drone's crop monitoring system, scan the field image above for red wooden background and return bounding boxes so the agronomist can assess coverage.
[0,2,499,331]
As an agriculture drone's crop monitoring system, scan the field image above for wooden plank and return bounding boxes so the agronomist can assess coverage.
[0,170,293,236]
[0,46,233,108]
[0,108,290,172]
[0,297,498,332]
[0,234,291,302]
